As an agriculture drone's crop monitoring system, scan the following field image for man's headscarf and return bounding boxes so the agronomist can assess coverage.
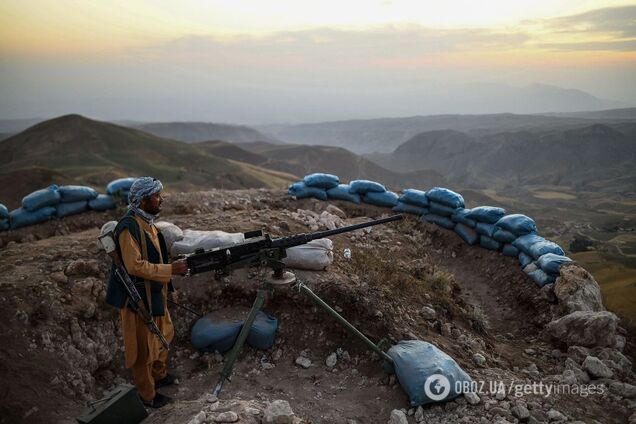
[128,177,163,223]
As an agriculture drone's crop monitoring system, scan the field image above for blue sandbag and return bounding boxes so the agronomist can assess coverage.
[58,185,98,202]
[479,235,502,251]
[426,187,464,209]
[454,223,479,245]
[513,233,545,257]
[387,340,472,406]
[0,204,8,220]
[495,214,537,236]
[0,220,9,231]
[363,191,398,207]
[399,189,429,208]
[106,177,136,195]
[246,312,278,350]
[502,244,519,257]
[288,182,328,201]
[191,314,243,353]
[429,201,457,217]
[527,268,556,288]
[393,201,427,216]
[537,253,573,276]
[465,206,506,224]
[528,240,565,260]
[326,184,361,204]
[89,194,117,210]
[9,206,57,229]
[518,252,534,268]
[423,214,455,230]
[475,222,497,238]
[451,208,476,228]
[22,185,61,211]
[349,180,386,194]
[303,173,339,189]
[56,201,88,218]
[493,228,517,244]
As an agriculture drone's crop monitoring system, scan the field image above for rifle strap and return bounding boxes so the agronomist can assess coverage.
[139,226,153,317]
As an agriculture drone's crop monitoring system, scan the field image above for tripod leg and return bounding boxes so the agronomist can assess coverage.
[213,287,267,397]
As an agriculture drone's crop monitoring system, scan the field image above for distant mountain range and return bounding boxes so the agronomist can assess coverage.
[259,108,636,154]
[368,124,636,191]
[129,121,280,144]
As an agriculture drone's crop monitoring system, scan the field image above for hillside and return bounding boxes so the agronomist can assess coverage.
[370,124,636,190]
[0,115,295,208]
[131,121,280,144]
[0,189,633,423]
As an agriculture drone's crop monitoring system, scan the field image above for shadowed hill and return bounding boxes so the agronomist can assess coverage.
[0,115,296,206]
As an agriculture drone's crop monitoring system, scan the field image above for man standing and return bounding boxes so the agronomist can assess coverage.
[105,177,188,408]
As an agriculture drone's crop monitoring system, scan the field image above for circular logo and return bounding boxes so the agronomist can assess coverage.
[424,374,451,401]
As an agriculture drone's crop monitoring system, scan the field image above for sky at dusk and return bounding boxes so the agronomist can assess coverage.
[1,1,635,124]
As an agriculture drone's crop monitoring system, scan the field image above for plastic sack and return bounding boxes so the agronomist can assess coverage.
[288,182,328,201]
[454,223,479,245]
[88,194,116,211]
[502,244,519,257]
[246,312,279,350]
[513,234,545,257]
[326,184,361,204]
[191,314,243,353]
[518,252,534,268]
[58,185,98,203]
[170,229,245,257]
[9,206,56,229]
[282,239,333,270]
[348,179,386,194]
[465,206,506,224]
[399,189,429,208]
[495,214,537,236]
[363,191,398,207]
[155,221,184,254]
[493,228,517,244]
[0,220,9,231]
[393,201,428,216]
[536,253,572,275]
[475,222,497,238]
[527,268,556,288]
[303,173,339,189]
[106,177,136,195]
[528,240,565,260]
[56,201,88,218]
[100,221,117,236]
[0,203,8,220]
[451,209,476,228]
[479,236,502,251]
[425,187,464,209]
[22,185,61,211]
[387,340,472,406]
[423,214,455,230]
[429,202,457,217]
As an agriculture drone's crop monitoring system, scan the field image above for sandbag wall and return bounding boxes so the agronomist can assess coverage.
[288,174,572,288]
[0,177,137,232]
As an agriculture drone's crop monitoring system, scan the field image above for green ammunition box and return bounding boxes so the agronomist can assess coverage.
[77,384,148,424]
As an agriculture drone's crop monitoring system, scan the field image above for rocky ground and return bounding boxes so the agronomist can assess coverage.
[0,189,634,424]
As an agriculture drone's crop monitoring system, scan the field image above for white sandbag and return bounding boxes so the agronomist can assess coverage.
[170,229,245,257]
[282,238,333,271]
[154,221,184,253]
[100,220,117,236]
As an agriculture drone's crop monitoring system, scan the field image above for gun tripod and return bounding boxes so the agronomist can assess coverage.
[212,270,394,397]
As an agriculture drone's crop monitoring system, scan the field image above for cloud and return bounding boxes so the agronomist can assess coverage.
[541,5,636,38]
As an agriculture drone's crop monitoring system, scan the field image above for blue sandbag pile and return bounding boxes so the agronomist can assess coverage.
[288,172,574,289]
[191,311,278,353]
[1,179,128,232]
